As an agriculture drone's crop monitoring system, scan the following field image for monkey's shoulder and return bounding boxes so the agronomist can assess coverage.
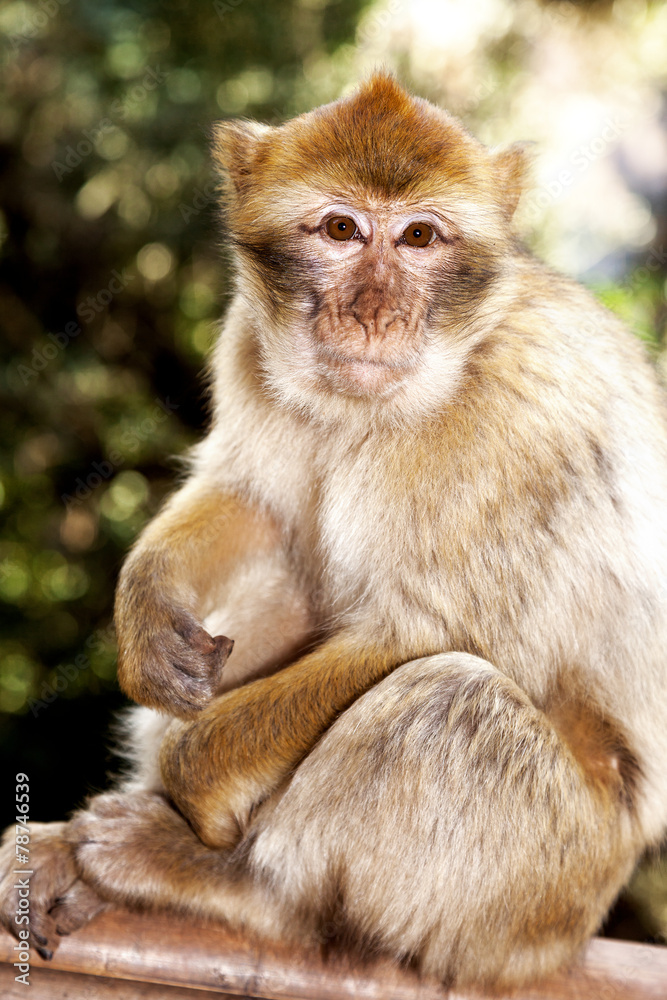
[467,257,666,432]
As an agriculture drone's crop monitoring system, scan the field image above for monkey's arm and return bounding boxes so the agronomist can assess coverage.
[115,479,283,717]
[160,632,398,847]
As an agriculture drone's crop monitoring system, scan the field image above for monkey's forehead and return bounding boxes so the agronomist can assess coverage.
[255,74,493,201]
[231,182,501,247]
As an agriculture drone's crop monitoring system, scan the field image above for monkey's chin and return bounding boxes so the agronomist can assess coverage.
[319,356,410,397]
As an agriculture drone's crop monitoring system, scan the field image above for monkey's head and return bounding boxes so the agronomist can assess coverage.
[213,73,528,423]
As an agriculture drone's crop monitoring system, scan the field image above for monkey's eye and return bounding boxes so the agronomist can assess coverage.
[402,222,434,247]
[326,216,358,241]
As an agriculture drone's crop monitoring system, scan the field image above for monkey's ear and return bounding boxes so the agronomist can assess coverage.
[211,120,273,196]
[491,142,533,221]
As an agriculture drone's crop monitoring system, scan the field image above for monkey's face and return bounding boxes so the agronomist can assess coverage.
[307,204,444,397]
[273,197,489,401]
[214,74,527,421]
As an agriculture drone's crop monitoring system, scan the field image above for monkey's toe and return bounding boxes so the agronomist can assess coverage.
[72,790,159,825]
[49,880,107,936]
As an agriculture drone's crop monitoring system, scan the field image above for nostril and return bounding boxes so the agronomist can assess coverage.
[365,308,404,339]
[349,296,403,339]
[377,308,403,336]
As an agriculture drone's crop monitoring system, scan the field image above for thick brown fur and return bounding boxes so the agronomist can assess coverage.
[3,73,667,989]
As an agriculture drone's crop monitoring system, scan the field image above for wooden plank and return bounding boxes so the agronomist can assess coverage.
[0,964,240,999]
[1,909,666,999]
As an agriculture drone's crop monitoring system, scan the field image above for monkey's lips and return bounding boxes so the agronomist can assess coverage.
[317,351,414,396]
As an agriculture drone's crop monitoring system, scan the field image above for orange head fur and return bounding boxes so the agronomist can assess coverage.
[211,73,530,420]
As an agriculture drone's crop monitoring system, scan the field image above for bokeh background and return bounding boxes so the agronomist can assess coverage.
[2,0,667,941]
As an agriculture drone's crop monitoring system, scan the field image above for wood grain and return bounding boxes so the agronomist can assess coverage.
[0,964,239,999]
[1,909,666,999]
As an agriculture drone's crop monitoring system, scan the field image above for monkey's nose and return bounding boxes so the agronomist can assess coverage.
[350,295,403,340]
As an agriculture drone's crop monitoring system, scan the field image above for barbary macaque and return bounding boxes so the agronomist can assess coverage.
[3,72,667,989]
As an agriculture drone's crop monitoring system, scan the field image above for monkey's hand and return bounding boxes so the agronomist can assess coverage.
[114,484,283,718]
[116,600,234,719]
[0,821,107,959]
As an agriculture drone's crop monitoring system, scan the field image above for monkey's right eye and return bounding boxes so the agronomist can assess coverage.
[325,216,358,241]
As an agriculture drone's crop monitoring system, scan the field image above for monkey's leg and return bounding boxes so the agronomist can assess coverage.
[247,651,644,989]
[69,792,282,937]
[160,632,399,846]
[115,478,308,717]
[0,792,282,960]
[72,652,643,988]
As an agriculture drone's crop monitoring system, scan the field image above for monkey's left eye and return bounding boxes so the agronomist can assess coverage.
[326,216,358,241]
[402,223,434,247]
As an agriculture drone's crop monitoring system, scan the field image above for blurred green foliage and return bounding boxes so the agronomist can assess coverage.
[0,0,369,821]
[593,274,666,351]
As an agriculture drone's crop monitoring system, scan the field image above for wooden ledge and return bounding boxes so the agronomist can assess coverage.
[1,909,667,999]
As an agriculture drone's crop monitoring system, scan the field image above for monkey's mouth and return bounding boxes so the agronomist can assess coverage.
[316,350,414,395]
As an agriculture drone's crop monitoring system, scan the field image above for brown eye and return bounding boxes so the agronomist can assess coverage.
[403,222,434,247]
[326,216,358,241]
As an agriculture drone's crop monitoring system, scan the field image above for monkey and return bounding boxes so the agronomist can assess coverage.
[2,71,667,990]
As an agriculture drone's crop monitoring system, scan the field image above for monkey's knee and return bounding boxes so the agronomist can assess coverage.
[248,652,642,987]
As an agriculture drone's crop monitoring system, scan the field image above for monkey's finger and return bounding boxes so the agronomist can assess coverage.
[7,873,75,956]
[26,914,58,959]
[212,634,234,665]
[166,632,233,682]
[168,644,222,683]
[168,666,222,714]
[172,611,218,654]
[176,632,234,674]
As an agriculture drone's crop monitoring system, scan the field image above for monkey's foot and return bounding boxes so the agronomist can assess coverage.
[70,791,215,911]
[0,821,107,959]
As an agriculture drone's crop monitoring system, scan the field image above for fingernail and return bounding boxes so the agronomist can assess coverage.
[36,946,53,961]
